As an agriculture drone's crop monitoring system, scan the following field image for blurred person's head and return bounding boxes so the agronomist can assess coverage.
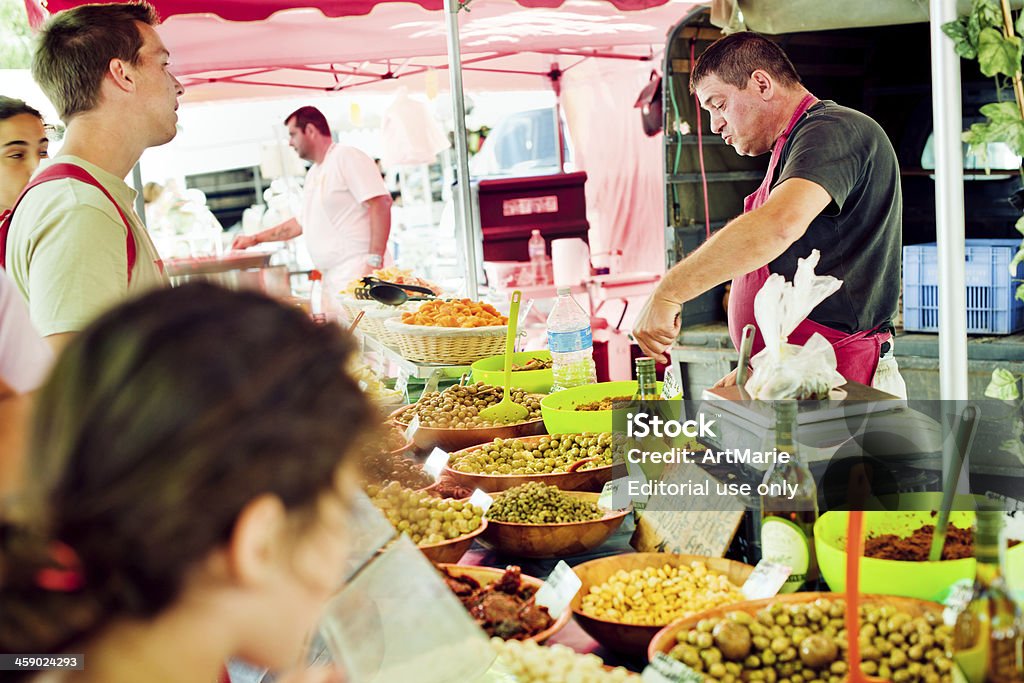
[0,98,48,212]
[32,2,183,146]
[690,32,805,157]
[285,106,332,163]
[0,283,378,674]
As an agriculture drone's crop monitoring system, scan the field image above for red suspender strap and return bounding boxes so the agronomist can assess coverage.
[0,162,138,284]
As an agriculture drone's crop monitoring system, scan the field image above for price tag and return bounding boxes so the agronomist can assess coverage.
[641,653,703,683]
[394,369,411,396]
[624,458,651,515]
[534,561,581,619]
[662,365,683,400]
[423,447,449,481]
[358,380,368,392]
[942,578,976,626]
[403,415,421,442]
[740,560,793,600]
[598,476,632,510]
[422,368,444,396]
[469,489,494,513]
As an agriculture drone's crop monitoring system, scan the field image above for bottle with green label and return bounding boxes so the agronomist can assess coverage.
[759,400,819,593]
[632,356,663,481]
[950,509,1024,683]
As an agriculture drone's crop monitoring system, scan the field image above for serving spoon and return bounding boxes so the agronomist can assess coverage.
[478,290,528,425]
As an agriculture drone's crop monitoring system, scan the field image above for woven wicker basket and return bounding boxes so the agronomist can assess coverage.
[383,319,507,364]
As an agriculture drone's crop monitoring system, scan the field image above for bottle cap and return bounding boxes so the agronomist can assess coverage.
[635,357,656,369]
[531,229,540,235]
[309,269,322,281]
[556,286,571,295]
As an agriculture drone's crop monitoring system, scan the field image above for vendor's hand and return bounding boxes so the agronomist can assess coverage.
[713,366,752,389]
[274,666,345,683]
[631,294,682,364]
[232,234,259,250]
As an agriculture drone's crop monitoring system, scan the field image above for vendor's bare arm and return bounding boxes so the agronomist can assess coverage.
[657,178,832,305]
[256,216,303,243]
[365,194,393,258]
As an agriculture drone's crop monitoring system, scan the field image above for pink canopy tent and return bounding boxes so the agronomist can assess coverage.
[24,0,700,282]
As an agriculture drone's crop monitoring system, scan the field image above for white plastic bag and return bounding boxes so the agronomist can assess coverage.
[744,250,846,400]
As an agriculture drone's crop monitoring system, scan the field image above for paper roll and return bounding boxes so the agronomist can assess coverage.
[551,238,591,287]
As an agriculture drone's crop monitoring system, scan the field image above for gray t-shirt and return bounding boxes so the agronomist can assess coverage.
[770,100,902,334]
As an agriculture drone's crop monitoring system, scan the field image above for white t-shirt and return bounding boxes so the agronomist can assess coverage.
[298,144,388,285]
[0,268,53,393]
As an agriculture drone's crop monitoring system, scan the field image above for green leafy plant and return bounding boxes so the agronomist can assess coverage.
[946,1,1024,399]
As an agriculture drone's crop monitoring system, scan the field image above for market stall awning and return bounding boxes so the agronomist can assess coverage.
[24,0,695,100]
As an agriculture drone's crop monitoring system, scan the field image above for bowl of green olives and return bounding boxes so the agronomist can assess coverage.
[648,593,954,682]
[390,382,546,452]
[480,485,630,558]
[444,433,619,493]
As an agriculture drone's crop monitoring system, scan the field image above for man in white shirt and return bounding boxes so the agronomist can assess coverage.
[233,106,392,298]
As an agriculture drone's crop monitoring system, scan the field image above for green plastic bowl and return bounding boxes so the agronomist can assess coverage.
[470,350,553,394]
[815,493,1024,601]
[540,381,669,434]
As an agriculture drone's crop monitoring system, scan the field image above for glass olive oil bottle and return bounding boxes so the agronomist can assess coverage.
[759,400,820,593]
[951,509,1024,683]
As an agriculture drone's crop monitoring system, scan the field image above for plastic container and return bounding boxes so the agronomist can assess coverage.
[546,288,597,391]
[815,495,1024,601]
[470,350,553,393]
[540,380,669,434]
[903,239,1024,334]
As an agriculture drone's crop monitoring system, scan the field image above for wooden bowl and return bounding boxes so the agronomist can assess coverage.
[648,592,944,663]
[436,563,570,644]
[481,491,629,558]
[443,435,616,493]
[390,404,546,452]
[384,421,415,456]
[569,553,754,657]
[417,519,488,564]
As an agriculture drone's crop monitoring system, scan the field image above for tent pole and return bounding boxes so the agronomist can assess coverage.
[930,0,969,494]
[929,0,968,402]
[444,0,480,298]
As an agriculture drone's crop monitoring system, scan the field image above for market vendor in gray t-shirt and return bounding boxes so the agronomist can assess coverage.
[633,31,905,398]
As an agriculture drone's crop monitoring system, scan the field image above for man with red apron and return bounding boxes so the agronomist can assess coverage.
[633,32,905,397]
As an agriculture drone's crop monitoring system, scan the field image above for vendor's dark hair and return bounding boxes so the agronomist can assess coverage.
[33,2,159,121]
[0,283,377,661]
[0,97,43,123]
[690,32,801,94]
[286,106,331,137]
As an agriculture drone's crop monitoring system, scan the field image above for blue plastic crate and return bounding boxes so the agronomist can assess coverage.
[903,239,1024,335]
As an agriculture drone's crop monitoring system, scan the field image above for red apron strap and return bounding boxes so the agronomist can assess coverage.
[729,94,819,354]
[0,162,137,284]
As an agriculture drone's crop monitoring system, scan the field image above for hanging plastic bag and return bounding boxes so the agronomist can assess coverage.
[744,250,845,400]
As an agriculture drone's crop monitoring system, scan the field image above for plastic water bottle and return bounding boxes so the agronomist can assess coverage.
[546,287,597,390]
[528,229,547,285]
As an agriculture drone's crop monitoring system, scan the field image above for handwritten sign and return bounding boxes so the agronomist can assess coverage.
[534,561,581,619]
[641,654,703,683]
[741,560,793,600]
[403,416,421,442]
[630,461,744,557]
[423,447,450,481]
[468,489,494,513]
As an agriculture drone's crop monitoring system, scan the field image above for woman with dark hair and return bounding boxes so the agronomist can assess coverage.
[0,96,48,216]
[0,282,380,682]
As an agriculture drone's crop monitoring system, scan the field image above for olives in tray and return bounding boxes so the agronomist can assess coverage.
[486,482,603,524]
[451,433,613,475]
[402,382,541,428]
[667,598,955,683]
[367,481,483,545]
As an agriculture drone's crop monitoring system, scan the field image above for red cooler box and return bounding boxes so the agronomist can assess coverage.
[474,171,590,262]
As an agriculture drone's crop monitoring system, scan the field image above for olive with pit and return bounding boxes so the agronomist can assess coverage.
[799,634,839,669]
[714,619,752,661]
